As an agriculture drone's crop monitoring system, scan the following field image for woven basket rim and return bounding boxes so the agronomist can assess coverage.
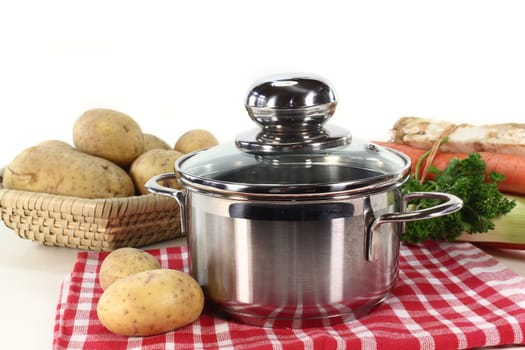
[0,186,156,203]
[0,167,182,251]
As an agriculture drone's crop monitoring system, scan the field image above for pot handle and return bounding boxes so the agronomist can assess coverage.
[145,173,187,236]
[365,192,463,261]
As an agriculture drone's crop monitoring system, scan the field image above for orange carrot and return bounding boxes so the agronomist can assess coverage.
[374,141,525,196]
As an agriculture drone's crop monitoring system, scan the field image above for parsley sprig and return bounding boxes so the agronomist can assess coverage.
[402,153,516,243]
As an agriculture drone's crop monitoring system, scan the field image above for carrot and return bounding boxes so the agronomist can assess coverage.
[373,140,525,196]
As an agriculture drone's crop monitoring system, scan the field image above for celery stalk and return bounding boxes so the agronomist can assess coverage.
[459,195,525,247]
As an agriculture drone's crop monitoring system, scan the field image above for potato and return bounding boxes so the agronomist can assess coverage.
[129,149,183,194]
[97,269,204,336]
[143,133,171,152]
[174,129,219,154]
[36,140,73,149]
[99,247,161,290]
[73,108,144,167]
[3,141,135,198]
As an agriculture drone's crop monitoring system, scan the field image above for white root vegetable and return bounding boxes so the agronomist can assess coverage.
[391,117,525,157]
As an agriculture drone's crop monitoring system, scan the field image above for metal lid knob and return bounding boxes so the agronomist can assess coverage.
[245,74,337,133]
[238,74,350,153]
[246,74,337,109]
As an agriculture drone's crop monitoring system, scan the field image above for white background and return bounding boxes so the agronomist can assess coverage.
[2,3,525,349]
[1,0,525,166]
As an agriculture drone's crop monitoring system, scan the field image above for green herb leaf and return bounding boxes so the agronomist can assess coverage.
[402,153,516,243]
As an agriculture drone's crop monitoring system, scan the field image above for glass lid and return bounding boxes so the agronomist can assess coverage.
[175,74,410,197]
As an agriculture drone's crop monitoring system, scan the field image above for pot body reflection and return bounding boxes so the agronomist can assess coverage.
[185,189,402,328]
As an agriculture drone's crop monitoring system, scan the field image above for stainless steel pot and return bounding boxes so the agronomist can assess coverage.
[146,74,462,328]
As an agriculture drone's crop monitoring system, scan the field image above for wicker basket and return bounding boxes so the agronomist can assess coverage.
[0,167,182,251]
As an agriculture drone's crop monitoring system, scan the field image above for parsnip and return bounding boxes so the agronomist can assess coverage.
[391,117,525,157]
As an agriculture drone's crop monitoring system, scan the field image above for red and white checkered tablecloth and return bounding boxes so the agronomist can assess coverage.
[53,242,525,350]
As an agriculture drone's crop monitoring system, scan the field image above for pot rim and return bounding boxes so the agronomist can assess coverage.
[175,151,411,200]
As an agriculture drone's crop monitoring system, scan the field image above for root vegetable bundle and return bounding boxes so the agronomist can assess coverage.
[375,116,525,249]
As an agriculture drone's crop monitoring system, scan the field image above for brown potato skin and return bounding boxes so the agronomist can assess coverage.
[3,142,135,198]
[142,133,171,152]
[36,140,73,149]
[129,149,183,195]
[174,129,219,154]
[99,247,161,290]
[73,108,144,167]
[97,269,205,336]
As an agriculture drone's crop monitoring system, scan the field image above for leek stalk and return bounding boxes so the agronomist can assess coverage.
[458,195,525,248]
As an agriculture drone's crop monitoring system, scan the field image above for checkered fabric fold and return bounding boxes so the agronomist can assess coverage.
[53,242,525,350]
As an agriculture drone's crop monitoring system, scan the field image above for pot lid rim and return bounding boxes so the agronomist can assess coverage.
[175,146,412,196]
